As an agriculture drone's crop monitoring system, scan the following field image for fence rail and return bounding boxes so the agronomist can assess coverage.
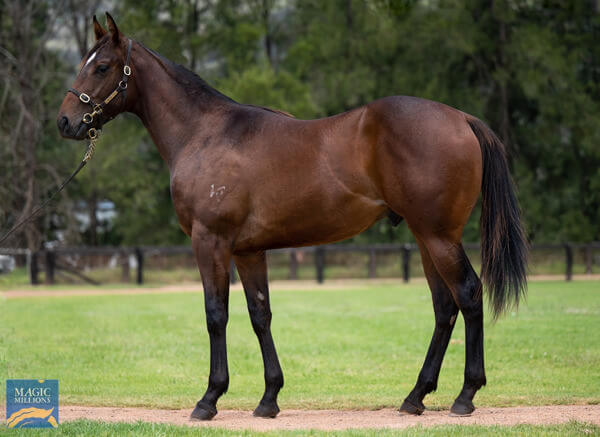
[1,242,599,286]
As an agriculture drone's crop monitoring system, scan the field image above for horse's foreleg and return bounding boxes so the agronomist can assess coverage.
[234,251,284,418]
[190,229,232,421]
[422,237,486,416]
[400,239,459,415]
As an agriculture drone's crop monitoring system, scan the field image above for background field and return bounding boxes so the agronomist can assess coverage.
[1,281,599,411]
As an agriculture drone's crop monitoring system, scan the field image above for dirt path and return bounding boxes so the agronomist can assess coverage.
[4,276,599,299]
[0,279,424,298]
[19,405,598,431]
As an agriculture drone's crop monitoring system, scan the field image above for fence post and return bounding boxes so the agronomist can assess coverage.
[368,249,377,278]
[289,250,298,280]
[564,244,573,281]
[29,251,39,285]
[135,247,144,285]
[584,245,592,274]
[402,245,411,283]
[44,250,55,285]
[230,260,237,284]
[315,246,325,283]
[121,250,130,283]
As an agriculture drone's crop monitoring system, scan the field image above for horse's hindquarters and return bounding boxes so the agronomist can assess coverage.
[369,96,482,240]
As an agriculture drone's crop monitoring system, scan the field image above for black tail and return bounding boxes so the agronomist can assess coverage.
[467,117,528,318]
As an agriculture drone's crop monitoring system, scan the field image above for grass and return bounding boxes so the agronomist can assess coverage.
[0,420,598,436]
[0,267,29,288]
[0,281,599,411]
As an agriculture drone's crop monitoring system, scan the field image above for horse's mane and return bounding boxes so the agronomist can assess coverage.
[139,42,294,118]
[244,104,295,118]
[140,43,235,103]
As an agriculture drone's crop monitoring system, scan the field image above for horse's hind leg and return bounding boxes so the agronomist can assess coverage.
[234,251,284,418]
[400,239,459,415]
[421,236,486,416]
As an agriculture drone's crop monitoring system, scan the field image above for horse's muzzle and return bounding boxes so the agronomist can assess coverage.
[57,115,89,140]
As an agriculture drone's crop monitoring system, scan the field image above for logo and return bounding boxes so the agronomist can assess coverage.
[6,380,58,428]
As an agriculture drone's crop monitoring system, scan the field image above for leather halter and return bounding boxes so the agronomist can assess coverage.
[68,39,133,140]
[0,40,134,245]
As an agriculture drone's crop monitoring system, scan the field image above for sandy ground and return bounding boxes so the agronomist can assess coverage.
[0,405,594,431]
[1,278,420,298]
[3,276,599,299]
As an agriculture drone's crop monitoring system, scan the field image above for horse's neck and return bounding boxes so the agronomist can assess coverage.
[129,43,233,169]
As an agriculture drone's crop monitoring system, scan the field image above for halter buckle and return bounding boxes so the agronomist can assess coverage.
[79,93,91,104]
[93,104,103,114]
[82,113,94,124]
[123,65,131,76]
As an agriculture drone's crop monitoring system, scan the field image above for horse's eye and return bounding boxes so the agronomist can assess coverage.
[96,64,109,74]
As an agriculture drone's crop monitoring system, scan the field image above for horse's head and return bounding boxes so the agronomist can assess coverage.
[57,13,135,140]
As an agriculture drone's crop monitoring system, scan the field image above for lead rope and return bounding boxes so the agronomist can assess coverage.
[0,126,99,245]
[0,40,133,246]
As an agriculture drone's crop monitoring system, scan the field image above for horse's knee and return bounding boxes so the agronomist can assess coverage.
[205,304,228,335]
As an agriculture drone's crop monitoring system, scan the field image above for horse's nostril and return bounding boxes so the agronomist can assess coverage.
[58,116,69,132]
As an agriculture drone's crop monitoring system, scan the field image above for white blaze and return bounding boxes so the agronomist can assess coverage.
[84,51,97,67]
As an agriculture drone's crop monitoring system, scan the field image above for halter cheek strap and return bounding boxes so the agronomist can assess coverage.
[68,39,133,136]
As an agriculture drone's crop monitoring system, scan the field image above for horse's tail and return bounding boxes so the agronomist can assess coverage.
[467,117,528,318]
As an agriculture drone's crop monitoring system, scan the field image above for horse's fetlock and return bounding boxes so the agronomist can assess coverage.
[466,370,486,390]
[417,374,438,394]
[209,374,229,395]
[266,372,284,390]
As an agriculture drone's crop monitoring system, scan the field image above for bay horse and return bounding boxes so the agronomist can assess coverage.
[57,14,527,420]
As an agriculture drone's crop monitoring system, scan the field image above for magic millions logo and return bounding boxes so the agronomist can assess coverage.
[5,380,59,428]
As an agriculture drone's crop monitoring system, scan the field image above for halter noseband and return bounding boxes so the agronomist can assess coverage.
[68,39,133,140]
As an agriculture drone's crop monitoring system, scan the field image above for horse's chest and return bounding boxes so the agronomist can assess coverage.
[170,164,247,237]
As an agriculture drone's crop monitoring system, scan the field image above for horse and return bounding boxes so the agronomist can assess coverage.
[57,13,527,420]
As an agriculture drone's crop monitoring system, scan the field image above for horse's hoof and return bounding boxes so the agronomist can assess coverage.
[190,401,217,421]
[449,399,475,416]
[253,401,280,418]
[398,399,425,416]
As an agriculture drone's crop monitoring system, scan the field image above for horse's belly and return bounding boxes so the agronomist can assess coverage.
[233,193,386,252]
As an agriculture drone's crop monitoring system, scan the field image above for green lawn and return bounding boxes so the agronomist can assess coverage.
[1,281,599,412]
[0,420,598,437]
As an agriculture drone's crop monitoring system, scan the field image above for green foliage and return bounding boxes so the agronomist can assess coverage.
[2,0,599,247]
[218,65,319,118]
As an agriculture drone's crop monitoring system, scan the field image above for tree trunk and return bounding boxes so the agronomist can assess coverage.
[262,0,274,67]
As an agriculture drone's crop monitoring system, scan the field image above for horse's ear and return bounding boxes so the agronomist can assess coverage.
[93,15,107,41]
[105,12,121,44]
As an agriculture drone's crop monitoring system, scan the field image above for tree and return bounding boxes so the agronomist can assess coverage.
[0,0,70,250]
[2,0,598,249]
